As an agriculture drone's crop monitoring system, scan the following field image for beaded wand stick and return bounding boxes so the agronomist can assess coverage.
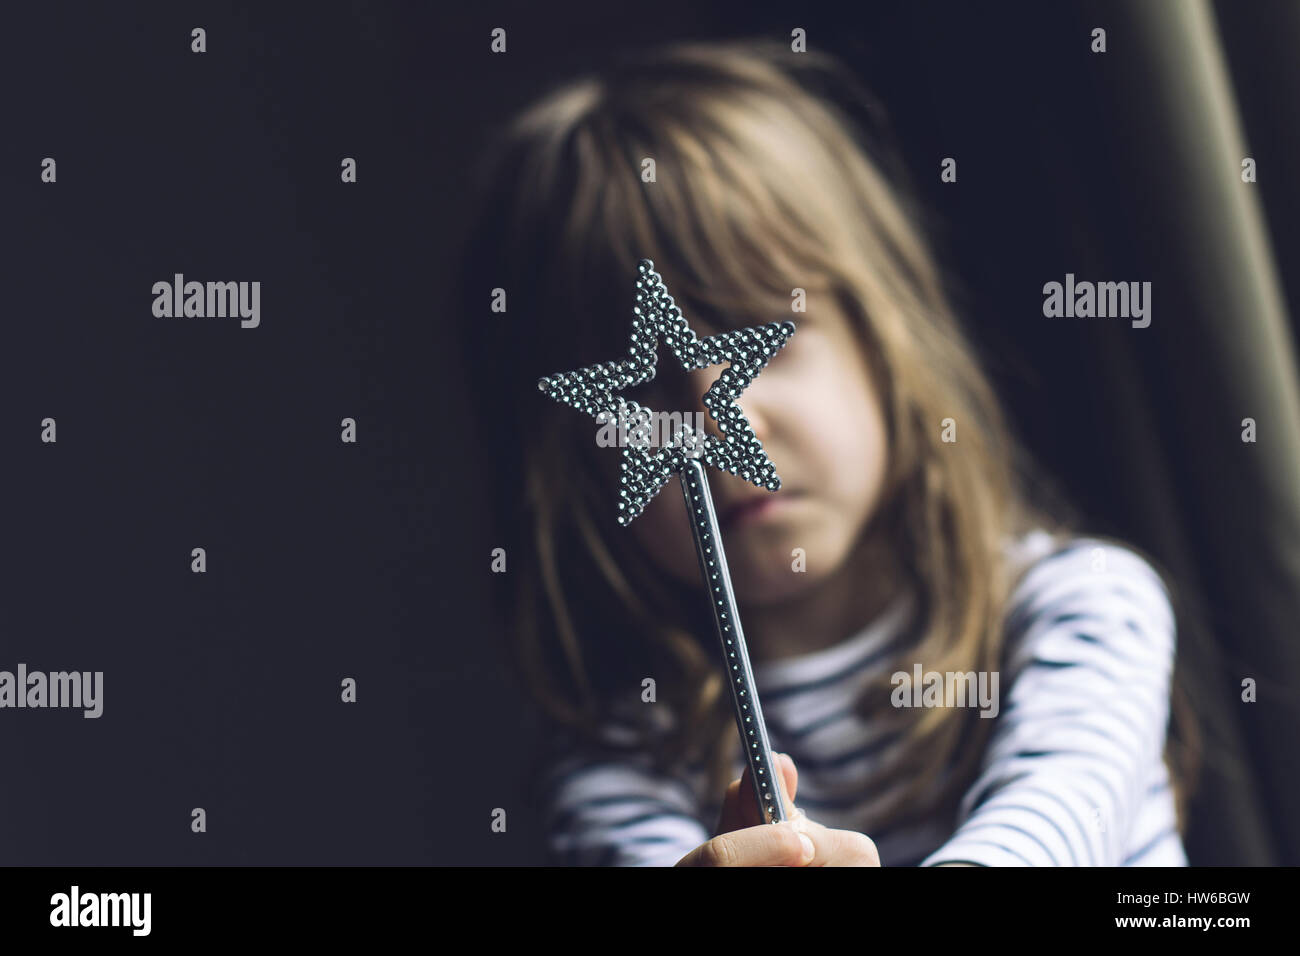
[537,259,796,826]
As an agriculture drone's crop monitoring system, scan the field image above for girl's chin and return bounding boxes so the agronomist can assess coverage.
[731,565,826,606]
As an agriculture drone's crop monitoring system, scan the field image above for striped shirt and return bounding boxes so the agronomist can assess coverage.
[539,530,1187,866]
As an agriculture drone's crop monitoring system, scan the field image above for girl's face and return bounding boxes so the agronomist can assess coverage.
[626,302,892,607]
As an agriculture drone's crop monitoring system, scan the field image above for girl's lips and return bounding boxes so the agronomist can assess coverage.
[721,492,798,529]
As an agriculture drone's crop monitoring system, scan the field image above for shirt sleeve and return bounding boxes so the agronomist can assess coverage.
[920,538,1177,867]
[538,719,712,866]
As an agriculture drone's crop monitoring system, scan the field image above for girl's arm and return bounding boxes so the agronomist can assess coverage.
[538,722,712,866]
[920,538,1181,867]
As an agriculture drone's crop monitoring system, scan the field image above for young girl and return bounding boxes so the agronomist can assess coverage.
[458,39,1197,866]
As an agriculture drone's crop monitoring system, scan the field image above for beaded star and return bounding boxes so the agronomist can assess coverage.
[537,259,796,525]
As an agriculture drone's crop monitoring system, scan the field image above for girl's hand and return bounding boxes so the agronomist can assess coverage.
[674,752,881,867]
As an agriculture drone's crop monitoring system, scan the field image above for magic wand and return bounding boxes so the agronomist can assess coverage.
[537,259,796,825]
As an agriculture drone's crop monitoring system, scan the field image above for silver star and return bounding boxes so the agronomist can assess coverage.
[538,259,796,525]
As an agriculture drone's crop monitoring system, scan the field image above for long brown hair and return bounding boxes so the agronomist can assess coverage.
[457,38,1198,841]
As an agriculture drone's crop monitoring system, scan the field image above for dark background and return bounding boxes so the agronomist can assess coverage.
[3,1,1296,865]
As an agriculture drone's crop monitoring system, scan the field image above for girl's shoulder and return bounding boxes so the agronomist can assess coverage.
[1003,527,1172,595]
[999,527,1176,644]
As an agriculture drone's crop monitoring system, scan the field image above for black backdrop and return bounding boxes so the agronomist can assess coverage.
[4,1,1296,865]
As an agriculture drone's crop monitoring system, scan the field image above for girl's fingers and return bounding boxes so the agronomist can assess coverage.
[718,753,800,833]
[789,816,881,867]
[676,821,815,867]
[747,752,798,824]
[776,752,799,813]
[715,778,747,835]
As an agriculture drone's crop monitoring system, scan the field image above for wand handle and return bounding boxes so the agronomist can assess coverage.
[678,458,787,825]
